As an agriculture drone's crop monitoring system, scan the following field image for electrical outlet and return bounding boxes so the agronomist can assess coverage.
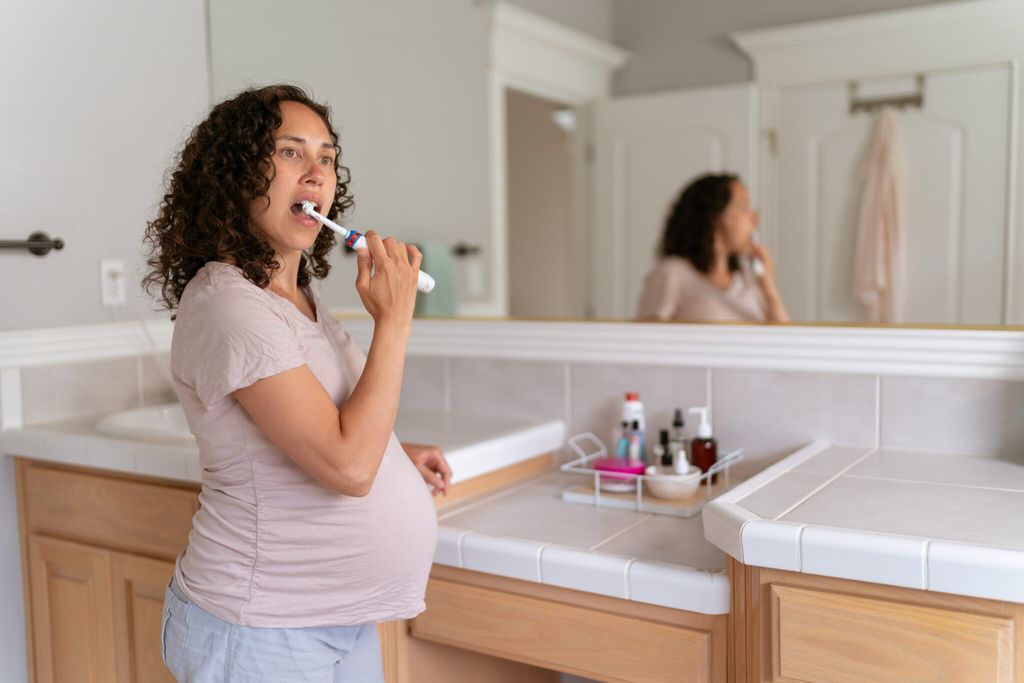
[100,259,126,306]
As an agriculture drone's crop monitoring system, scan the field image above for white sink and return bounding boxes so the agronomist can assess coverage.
[95,403,195,445]
[94,403,566,484]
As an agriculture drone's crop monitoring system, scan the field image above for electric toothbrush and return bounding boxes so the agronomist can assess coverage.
[300,201,435,294]
[749,232,766,278]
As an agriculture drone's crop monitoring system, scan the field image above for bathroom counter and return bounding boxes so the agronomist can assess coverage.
[0,409,565,486]
[703,441,1024,604]
[431,470,729,615]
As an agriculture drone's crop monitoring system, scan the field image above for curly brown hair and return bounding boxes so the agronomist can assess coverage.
[661,173,739,274]
[143,84,354,311]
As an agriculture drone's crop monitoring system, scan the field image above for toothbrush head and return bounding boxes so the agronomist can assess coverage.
[300,201,317,216]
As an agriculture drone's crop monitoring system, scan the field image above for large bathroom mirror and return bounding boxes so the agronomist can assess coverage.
[209,0,1024,328]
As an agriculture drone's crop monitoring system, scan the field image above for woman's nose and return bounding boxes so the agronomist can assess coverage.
[304,160,325,185]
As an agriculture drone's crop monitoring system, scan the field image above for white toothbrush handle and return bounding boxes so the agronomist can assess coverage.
[305,207,435,293]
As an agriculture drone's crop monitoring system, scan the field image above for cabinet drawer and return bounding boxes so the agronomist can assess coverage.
[22,463,198,561]
[768,584,1015,683]
[412,578,713,683]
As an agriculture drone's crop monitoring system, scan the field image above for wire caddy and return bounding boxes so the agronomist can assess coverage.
[559,433,745,518]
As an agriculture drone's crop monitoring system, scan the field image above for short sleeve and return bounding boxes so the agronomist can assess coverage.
[171,280,306,408]
[636,260,687,320]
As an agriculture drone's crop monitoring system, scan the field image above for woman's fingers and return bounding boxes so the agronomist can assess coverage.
[407,244,423,272]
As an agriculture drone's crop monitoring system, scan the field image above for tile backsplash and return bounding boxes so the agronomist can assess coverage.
[10,350,1024,476]
[19,354,176,425]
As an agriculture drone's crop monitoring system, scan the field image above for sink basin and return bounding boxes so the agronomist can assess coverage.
[94,404,565,483]
[95,403,195,445]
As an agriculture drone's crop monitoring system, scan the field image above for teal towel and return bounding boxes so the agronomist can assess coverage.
[414,241,457,317]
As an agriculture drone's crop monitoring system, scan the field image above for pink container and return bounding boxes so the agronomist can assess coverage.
[593,458,645,492]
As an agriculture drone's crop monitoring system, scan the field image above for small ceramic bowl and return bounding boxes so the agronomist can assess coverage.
[644,464,702,499]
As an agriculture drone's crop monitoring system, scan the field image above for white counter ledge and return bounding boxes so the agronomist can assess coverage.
[433,470,730,615]
[0,407,565,486]
[703,441,1024,604]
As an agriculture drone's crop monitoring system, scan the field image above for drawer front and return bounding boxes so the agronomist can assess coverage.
[23,464,198,561]
[768,584,1015,683]
[412,578,712,683]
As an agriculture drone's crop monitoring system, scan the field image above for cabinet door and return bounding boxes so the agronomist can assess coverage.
[28,535,117,683]
[110,553,176,683]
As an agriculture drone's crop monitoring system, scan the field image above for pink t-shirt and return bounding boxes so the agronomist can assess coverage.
[169,262,437,628]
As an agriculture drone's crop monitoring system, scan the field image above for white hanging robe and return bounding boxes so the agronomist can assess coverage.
[853,107,907,323]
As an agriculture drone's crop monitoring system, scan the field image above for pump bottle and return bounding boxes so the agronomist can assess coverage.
[688,407,718,484]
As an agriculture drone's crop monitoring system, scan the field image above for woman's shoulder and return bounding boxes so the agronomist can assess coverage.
[650,256,703,284]
[178,262,278,322]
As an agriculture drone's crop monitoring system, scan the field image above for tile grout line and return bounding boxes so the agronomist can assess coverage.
[442,357,452,413]
[623,558,638,600]
[563,362,572,464]
[537,544,549,583]
[843,473,1024,495]
[874,374,882,447]
[922,538,931,589]
[772,446,880,521]
[589,514,654,552]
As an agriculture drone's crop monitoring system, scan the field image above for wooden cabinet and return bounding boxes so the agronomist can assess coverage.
[730,560,1024,683]
[406,565,727,683]
[16,459,197,683]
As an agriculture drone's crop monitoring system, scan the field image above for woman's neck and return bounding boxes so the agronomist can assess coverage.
[707,238,733,289]
[269,251,303,297]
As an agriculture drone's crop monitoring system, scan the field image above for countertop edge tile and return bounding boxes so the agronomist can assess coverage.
[801,527,927,590]
[713,440,831,504]
[461,533,545,583]
[703,501,759,562]
[446,420,565,484]
[434,526,468,568]
[541,545,631,599]
[741,520,804,572]
[629,560,720,614]
[928,540,1024,603]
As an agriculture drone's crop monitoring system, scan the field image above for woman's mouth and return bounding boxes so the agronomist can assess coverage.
[290,201,320,225]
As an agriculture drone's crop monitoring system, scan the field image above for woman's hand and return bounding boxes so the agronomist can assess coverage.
[748,241,790,323]
[355,232,422,328]
[402,442,452,497]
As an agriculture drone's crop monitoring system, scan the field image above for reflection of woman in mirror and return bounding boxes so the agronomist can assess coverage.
[637,173,789,323]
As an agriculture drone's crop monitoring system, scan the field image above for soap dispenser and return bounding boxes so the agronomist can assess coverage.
[688,407,717,483]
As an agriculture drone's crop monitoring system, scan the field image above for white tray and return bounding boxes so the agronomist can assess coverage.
[559,433,744,518]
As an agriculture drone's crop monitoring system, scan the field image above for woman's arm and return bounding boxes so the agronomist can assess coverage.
[234,233,422,496]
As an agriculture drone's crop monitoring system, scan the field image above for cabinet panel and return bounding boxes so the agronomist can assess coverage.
[770,584,1014,683]
[413,577,714,683]
[111,553,176,683]
[23,463,198,561]
[28,535,117,683]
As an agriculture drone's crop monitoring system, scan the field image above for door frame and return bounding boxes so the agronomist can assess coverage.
[478,2,628,317]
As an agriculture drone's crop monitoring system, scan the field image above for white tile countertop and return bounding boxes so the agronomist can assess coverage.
[433,470,730,615]
[703,441,1024,604]
[0,407,565,486]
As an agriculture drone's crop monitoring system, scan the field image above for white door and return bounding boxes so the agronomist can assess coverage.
[773,64,1011,324]
[590,84,757,319]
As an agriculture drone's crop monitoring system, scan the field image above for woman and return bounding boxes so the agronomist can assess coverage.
[636,173,789,323]
[143,84,450,682]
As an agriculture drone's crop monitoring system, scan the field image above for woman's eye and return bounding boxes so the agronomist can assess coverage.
[319,156,334,165]
[280,148,298,159]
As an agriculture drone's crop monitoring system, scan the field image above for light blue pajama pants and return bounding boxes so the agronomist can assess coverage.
[161,579,385,682]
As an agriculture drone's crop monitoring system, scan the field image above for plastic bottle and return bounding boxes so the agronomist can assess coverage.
[658,429,672,467]
[668,408,686,468]
[614,420,631,458]
[627,419,642,464]
[688,407,718,483]
[621,393,646,462]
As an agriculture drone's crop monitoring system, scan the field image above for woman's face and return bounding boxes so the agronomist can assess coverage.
[250,101,338,256]
[716,181,758,253]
